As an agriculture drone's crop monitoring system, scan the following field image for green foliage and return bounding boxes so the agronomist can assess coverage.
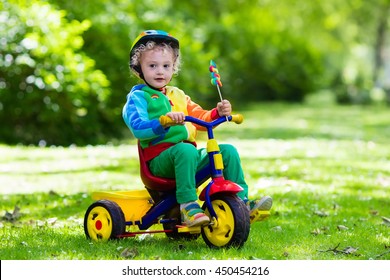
[1,0,389,145]
[48,0,389,108]
[0,0,116,145]
[50,0,329,104]
[322,0,390,104]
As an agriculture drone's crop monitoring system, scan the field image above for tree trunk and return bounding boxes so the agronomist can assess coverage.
[373,1,390,85]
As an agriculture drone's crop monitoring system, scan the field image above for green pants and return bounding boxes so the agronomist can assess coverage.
[149,142,248,204]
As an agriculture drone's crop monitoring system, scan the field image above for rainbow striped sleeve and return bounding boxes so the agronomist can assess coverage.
[122,85,166,140]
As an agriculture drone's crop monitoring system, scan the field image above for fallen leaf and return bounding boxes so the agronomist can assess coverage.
[314,210,329,217]
[382,216,390,227]
[120,247,139,259]
[342,246,358,254]
[67,216,83,225]
[311,228,322,235]
[49,190,59,196]
[321,226,330,231]
[370,210,379,216]
[36,220,45,227]
[318,243,360,256]
[337,225,349,231]
[47,217,57,225]
[271,226,282,232]
[137,230,153,241]
[3,206,22,221]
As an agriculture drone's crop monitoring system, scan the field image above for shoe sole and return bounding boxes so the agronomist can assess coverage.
[183,215,210,227]
[251,196,273,212]
[250,196,272,223]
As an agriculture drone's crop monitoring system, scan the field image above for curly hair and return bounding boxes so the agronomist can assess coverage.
[130,41,181,78]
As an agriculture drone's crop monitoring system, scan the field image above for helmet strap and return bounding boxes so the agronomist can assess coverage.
[133,65,144,80]
[144,80,165,92]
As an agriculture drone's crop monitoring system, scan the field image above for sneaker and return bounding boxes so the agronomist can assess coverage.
[180,202,210,227]
[247,196,273,223]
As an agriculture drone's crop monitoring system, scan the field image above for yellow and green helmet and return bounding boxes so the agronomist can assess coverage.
[129,30,179,71]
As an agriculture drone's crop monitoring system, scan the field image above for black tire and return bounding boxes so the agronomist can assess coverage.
[84,200,126,241]
[201,194,250,248]
[163,205,200,240]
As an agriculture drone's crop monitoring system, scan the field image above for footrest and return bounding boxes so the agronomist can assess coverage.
[176,225,201,234]
[250,210,270,224]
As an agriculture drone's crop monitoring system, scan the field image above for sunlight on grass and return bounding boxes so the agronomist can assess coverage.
[1,95,390,260]
[0,144,143,194]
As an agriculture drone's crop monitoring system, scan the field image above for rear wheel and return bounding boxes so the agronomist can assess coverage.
[202,194,250,248]
[84,200,125,241]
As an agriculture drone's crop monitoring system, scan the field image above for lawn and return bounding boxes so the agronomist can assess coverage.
[0,92,389,260]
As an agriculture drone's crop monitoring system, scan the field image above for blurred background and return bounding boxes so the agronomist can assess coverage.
[1,0,389,146]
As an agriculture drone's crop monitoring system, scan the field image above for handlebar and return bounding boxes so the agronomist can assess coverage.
[159,114,244,128]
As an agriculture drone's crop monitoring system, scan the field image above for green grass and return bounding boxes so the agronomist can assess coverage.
[1,92,389,260]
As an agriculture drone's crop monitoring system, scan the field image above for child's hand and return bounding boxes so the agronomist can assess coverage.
[165,112,185,127]
[217,99,232,116]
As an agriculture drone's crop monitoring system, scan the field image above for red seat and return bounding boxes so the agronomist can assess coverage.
[138,142,176,192]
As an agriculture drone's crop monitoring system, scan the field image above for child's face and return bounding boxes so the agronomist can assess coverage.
[140,46,175,89]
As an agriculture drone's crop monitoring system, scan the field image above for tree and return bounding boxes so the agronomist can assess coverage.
[3,0,388,145]
[0,0,115,145]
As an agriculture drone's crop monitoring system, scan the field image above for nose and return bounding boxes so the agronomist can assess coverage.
[156,66,164,74]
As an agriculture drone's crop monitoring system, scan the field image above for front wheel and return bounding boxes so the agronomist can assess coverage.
[84,200,126,241]
[201,194,250,248]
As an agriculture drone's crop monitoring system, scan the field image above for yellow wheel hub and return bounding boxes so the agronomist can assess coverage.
[86,206,113,241]
[203,200,235,247]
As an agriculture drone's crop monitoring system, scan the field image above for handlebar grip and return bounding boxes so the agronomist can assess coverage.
[231,114,244,124]
[159,115,175,127]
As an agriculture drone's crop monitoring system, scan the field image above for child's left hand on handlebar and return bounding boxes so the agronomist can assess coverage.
[164,112,185,127]
[217,99,232,117]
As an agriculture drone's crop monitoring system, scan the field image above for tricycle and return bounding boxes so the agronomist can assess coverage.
[83,114,270,248]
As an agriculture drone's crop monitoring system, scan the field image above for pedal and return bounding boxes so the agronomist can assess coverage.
[250,210,270,224]
[177,225,201,234]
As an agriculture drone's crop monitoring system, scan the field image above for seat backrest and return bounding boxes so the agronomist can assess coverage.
[137,142,176,191]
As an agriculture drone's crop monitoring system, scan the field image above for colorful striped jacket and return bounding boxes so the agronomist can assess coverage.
[122,84,219,161]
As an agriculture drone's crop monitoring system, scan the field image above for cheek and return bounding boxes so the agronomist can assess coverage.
[142,67,153,75]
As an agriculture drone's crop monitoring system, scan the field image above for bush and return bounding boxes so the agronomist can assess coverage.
[0,0,117,146]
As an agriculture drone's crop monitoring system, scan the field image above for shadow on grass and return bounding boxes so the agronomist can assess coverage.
[1,158,138,175]
[1,192,93,220]
[1,187,389,260]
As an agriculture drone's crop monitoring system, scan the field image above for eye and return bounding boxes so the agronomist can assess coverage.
[164,64,171,69]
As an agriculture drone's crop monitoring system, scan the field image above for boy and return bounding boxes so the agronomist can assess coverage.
[123,30,272,227]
